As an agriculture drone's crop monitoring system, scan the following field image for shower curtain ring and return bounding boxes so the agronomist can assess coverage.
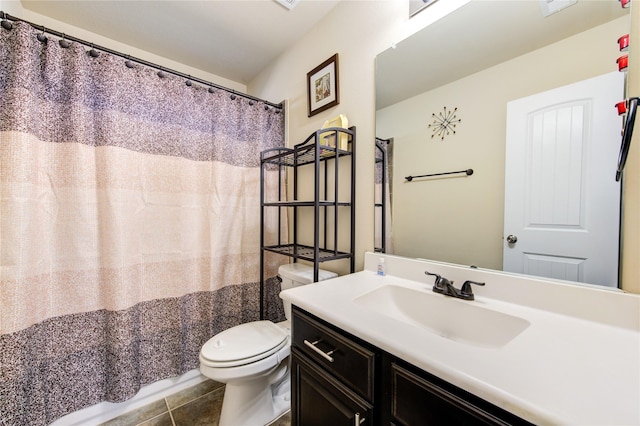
[1,12,13,30]
[37,26,47,42]
[125,55,135,68]
[59,33,71,48]
[88,43,99,58]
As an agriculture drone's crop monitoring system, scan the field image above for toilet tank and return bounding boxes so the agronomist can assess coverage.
[278,263,337,320]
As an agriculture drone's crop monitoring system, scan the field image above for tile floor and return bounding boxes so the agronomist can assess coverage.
[99,379,291,426]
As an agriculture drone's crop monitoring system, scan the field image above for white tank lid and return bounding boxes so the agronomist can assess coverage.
[278,263,337,284]
[200,321,288,364]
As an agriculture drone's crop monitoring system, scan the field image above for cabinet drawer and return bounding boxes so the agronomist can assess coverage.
[392,363,531,426]
[292,307,375,401]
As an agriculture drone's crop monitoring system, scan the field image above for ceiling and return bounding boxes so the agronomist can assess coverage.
[376,0,628,109]
[20,0,341,85]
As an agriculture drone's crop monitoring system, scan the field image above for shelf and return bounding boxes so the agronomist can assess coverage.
[261,127,354,167]
[263,201,352,207]
[262,244,352,263]
[260,126,355,320]
[262,146,351,167]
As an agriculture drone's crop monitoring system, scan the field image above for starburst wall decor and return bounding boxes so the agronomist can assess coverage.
[428,106,461,141]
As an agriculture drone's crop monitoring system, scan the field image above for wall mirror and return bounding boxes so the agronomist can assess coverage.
[375,0,629,288]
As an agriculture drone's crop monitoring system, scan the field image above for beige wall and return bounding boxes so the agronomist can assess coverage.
[249,0,468,275]
[377,17,628,270]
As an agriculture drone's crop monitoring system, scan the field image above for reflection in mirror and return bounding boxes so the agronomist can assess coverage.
[375,137,393,253]
[375,0,629,288]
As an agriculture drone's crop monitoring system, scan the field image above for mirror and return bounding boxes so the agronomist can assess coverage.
[375,0,629,288]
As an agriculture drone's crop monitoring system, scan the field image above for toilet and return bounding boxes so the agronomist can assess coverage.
[199,263,337,426]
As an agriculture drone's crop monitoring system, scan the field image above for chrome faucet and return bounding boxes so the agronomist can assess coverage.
[425,271,485,301]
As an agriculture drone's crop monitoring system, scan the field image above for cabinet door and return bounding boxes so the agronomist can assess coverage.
[292,307,376,401]
[391,363,531,426]
[292,348,373,426]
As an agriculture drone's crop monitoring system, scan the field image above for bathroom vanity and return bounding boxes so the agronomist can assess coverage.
[280,253,640,425]
[291,306,531,425]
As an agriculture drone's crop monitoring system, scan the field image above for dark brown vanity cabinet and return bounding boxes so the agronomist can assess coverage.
[291,306,533,426]
[291,307,376,425]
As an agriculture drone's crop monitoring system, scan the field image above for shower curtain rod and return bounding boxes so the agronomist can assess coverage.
[0,11,284,110]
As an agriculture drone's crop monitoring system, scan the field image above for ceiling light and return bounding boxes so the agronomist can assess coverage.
[274,0,301,11]
[539,0,577,17]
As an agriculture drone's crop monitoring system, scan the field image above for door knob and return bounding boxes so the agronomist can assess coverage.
[506,234,518,244]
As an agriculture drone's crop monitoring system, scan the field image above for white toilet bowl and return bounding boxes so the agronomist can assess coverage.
[199,264,337,426]
[199,320,291,426]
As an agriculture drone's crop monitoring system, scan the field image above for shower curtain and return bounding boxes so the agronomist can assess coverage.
[0,22,286,425]
[375,138,393,253]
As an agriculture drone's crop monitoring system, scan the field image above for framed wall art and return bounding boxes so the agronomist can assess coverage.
[307,53,339,117]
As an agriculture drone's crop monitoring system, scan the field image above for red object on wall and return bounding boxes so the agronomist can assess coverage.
[616,100,627,115]
[618,34,629,52]
[620,0,631,8]
[617,55,629,71]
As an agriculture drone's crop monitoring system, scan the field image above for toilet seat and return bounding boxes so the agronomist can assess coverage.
[200,321,289,368]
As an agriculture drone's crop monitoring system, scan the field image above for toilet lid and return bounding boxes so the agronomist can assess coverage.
[201,321,288,365]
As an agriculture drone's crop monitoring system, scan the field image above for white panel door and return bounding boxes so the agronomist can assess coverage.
[504,72,623,287]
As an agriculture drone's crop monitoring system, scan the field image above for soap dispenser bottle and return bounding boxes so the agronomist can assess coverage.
[377,257,386,276]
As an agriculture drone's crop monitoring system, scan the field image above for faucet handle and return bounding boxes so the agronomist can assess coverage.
[424,271,441,281]
[460,280,485,300]
[425,271,455,294]
[424,271,448,287]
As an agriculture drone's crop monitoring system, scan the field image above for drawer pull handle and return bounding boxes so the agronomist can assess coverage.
[355,412,365,425]
[303,339,336,362]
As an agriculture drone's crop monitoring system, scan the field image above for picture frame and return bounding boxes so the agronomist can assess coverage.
[307,54,339,117]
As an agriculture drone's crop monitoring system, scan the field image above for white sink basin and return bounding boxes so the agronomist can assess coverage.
[353,285,530,348]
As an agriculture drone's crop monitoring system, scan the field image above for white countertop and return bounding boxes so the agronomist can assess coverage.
[280,253,640,425]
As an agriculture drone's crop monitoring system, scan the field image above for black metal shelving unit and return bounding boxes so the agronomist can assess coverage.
[259,126,356,319]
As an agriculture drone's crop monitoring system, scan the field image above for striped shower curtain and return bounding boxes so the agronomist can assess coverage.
[0,22,286,425]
